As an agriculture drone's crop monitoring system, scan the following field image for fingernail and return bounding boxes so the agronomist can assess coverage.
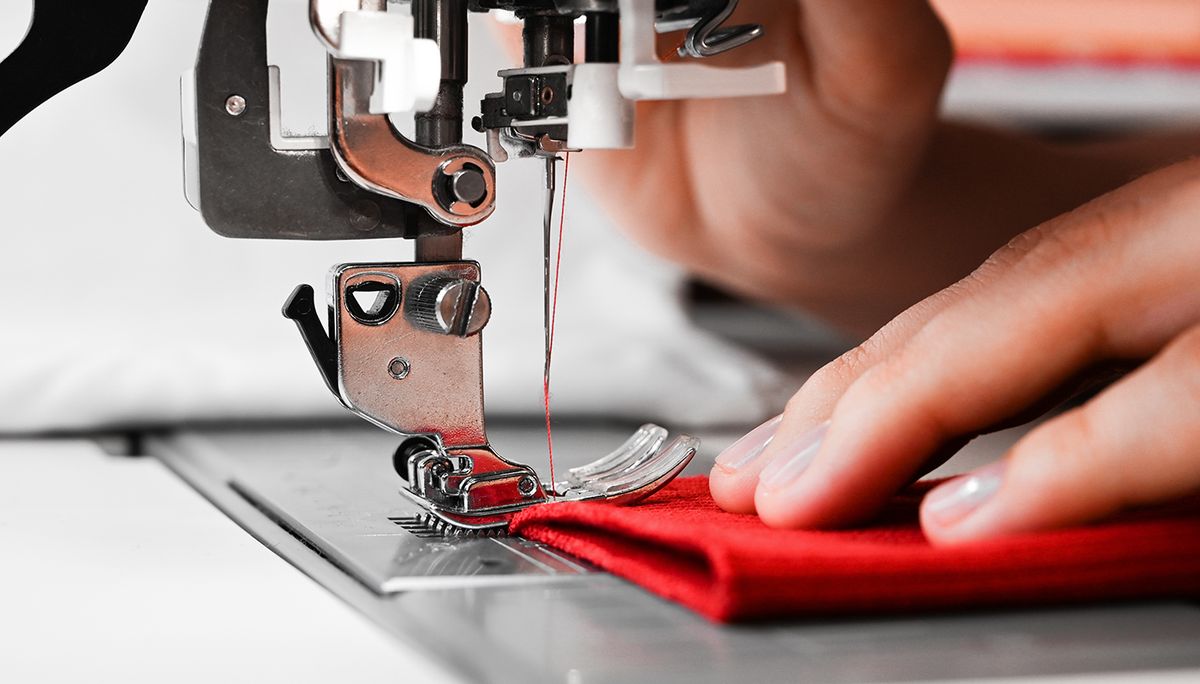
[714,415,783,473]
[758,421,830,491]
[923,461,1006,528]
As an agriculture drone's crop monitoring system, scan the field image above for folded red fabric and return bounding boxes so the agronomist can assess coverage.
[509,476,1200,622]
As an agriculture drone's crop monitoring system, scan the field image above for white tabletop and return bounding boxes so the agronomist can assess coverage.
[0,439,459,684]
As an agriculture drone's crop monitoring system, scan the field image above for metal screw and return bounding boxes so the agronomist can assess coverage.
[224,94,247,116]
[388,356,411,380]
[350,199,381,232]
[518,475,538,497]
[405,276,492,337]
[449,168,487,206]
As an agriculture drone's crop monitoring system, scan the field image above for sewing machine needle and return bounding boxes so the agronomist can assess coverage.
[543,155,556,384]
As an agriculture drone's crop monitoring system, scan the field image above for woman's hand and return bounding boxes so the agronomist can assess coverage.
[570,1,957,329]
[710,159,1200,543]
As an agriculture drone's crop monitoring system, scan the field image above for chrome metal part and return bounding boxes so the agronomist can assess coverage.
[414,0,468,146]
[402,445,550,530]
[401,424,697,531]
[285,261,697,532]
[388,356,411,379]
[542,155,557,389]
[154,428,593,594]
[223,93,246,116]
[449,167,488,205]
[676,0,762,58]
[414,232,465,261]
[284,262,488,445]
[404,274,492,336]
[330,58,495,226]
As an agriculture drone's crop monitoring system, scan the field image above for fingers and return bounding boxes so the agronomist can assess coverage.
[798,1,951,121]
[747,160,1200,529]
[922,322,1200,544]
[709,284,974,513]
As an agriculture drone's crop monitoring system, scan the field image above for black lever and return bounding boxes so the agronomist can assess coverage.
[283,284,343,404]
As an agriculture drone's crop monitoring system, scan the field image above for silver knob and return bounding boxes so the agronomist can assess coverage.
[450,168,488,206]
[404,275,491,337]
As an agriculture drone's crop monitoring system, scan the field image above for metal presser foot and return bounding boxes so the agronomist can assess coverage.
[284,261,698,532]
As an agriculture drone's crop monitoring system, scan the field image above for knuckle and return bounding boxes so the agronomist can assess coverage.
[1007,222,1083,273]
[1168,323,1200,360]
[998,196,1145,278]
[782,388,809,418]
[841,359,909,416]
[1163,325,1200,405]
[1009,411,1108,494]
[802,342,879,399]
[791,356,859,415]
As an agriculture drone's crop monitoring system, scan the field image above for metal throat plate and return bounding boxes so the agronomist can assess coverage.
[165,427,593,593]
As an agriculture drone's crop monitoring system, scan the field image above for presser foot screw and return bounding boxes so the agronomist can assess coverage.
[404,276,491,337]
[224,94,247,116]
[388,356,411,380]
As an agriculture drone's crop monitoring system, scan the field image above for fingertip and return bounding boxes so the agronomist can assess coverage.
[754,487,807,528]
[918,462,1010,545]
[708,464,758,514]
[919,495,985,546]
[708,415,784,514]
[753,477,859,530]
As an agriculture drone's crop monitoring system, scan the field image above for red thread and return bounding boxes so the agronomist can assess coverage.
[543,154,570,494]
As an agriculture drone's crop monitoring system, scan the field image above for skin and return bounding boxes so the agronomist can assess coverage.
[553,1,1200,542]
[569,0,1195,333]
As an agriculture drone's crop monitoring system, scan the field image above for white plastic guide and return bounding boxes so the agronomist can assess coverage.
[617,0,787,101]
[566,0,787,150]
[312,1,441,114]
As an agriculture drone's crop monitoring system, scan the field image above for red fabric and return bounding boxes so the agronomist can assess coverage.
[509,476,1200,622]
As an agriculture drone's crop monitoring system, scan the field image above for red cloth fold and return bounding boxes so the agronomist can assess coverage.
[509,476,1200,622]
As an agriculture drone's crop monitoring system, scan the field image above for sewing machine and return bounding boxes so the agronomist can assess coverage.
[176,0,784,532]
[7,3,1200,682]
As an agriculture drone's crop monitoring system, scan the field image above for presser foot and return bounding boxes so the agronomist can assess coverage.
[283,263,698,533]
[397,424,698,532]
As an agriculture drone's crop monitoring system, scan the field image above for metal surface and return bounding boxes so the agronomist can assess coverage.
[584,11,619,63]
[330,57,495,226]
[289,258,696,530]
[223,94,246,116]
[415,232,466,261]
[542,155,557,389]
[150,424,1200,684]
[523,13,575,67]
[338,262,488,444]
[404,274,492,336]
[676,0,762,58]
[399,425,696,530]
[414,0,468,146]
[223,439,592,592]
[194,0,420,240]
[413,0,471,259]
